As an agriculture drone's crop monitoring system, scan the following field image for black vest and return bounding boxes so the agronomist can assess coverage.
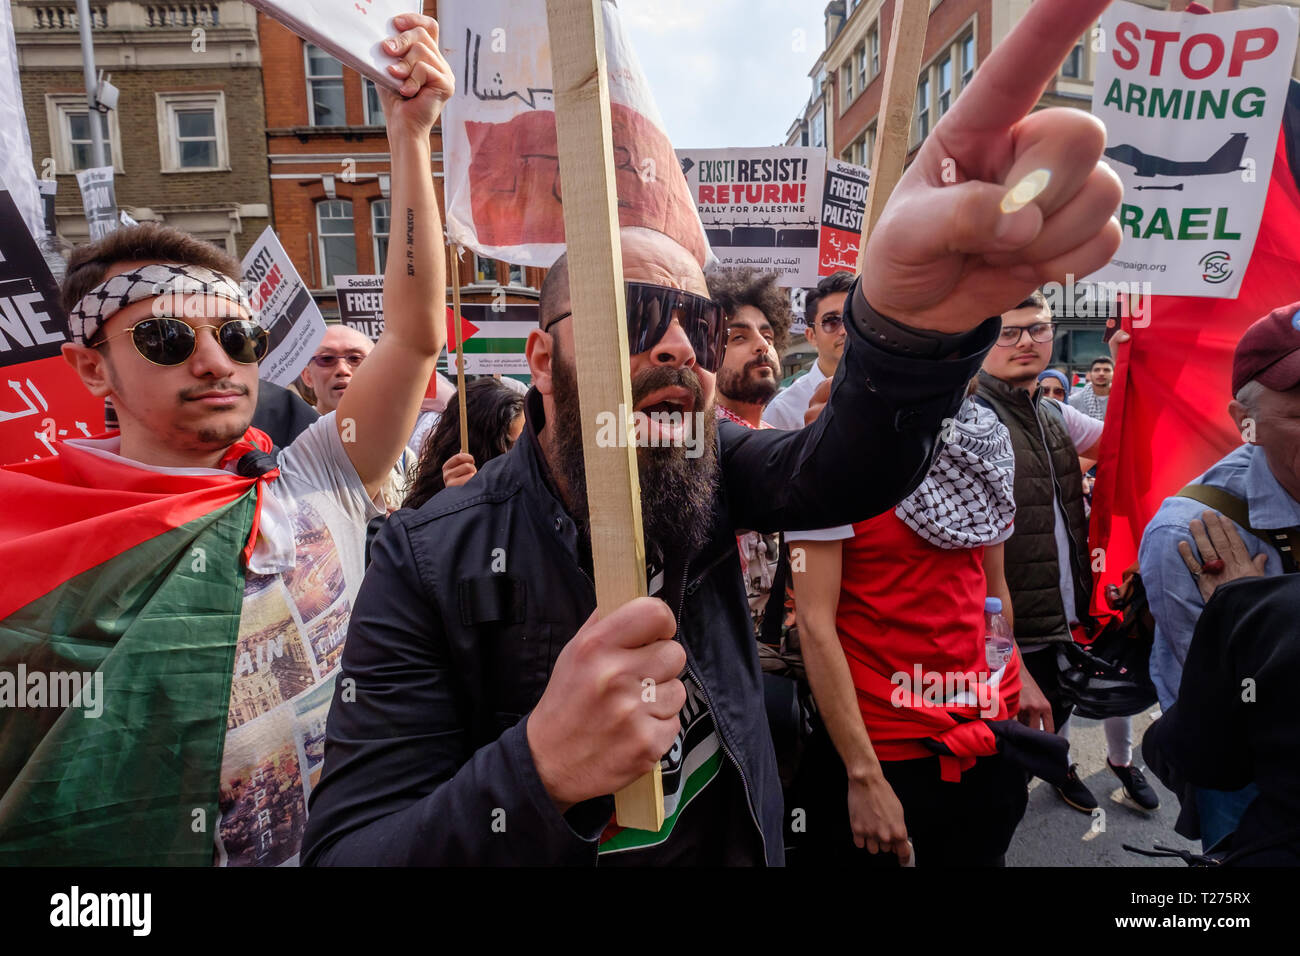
[975,371,1093,645]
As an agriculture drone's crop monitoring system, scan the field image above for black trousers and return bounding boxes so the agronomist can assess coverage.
[785,721,1029,868]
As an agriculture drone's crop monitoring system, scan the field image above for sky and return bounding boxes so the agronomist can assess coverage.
[619,0,829,150]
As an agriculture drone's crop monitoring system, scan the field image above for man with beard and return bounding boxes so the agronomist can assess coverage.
[708,266,789,429]
[302,0,1123,865]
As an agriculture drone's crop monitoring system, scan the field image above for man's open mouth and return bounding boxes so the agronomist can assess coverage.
[635,386,695,417]
[633,386,695,445]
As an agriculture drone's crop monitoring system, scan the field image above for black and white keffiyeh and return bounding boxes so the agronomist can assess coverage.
[895,397,1016,550]
[69,263,251,345]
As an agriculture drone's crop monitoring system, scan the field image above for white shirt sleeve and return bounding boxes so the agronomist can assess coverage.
[785,525,854,542]
[1050,399,1104,455]
[761,369,821,430]
[276,411,384,524]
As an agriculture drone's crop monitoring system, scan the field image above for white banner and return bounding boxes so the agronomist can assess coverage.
[1091,1,1298,297]
[74,167,118,241]
[242,227,327,386]
[438,0,708,268]
[675,147,826,288]
[0,0,42,241]
[244,0,415,90]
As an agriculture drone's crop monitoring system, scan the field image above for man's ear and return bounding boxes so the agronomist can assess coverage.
[62,342,114,398]
[526,328,554,396]
[804,324,816,345]
[1228,399,1254,443]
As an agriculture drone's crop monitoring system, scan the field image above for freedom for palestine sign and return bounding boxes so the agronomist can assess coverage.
[1090,0,1297,298]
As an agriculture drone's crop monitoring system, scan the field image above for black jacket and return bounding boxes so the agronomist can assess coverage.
[1144,575,1300,865]
[301,286,998,866]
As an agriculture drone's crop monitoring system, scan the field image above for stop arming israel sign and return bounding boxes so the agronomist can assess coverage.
[1090,1,1297,298]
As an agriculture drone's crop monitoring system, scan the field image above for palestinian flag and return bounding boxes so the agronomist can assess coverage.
[0,429,276,865]
[1089,79,1300,611]
[446,302,536,377]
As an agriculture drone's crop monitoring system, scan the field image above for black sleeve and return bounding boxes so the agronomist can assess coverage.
[1143,577,1267,793]
[252,381,319,448]
[301,516,611,866]
[722,278,999,533]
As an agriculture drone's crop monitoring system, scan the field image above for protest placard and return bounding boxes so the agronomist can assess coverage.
[0,186,103,463]
[0,0,42,241]
[334,274,385,342]
[242,226,327,386]
[818,159,869,277]
[75,166,118,241]
[676,146,826,287]
[1090,0,1298,297]
[244,0,415,91]
[447,302,536,376]
[438,0,708,268]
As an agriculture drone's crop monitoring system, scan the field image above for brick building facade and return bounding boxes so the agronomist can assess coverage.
[258,0,543,319]
[15,0,270,256]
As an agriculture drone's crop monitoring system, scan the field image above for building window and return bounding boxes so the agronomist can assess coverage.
[869,26,880,78]
[961,33,976,88]
[937,56,953,117]
[866,123,877,167]
[810,107,825,148]
[1062,39,1084,79]
[155,92,228,172]
[306,43,346,126]
[474,255,497,284]
[915,76,930,144]
[371,199,390,270]
[856,45,867,92]
[508,263,525,286]
[841,62,854,106]
[45,94,121,172]
[363,79,384,126]
[317,200,356,288]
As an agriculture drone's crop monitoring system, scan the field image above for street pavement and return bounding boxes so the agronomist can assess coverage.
[1007,705,1203,866]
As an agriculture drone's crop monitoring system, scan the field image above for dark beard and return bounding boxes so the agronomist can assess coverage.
[549,345,719,564]
[716,357,779,407]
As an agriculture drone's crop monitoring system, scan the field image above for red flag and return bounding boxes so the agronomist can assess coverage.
[1089,82,1300,613]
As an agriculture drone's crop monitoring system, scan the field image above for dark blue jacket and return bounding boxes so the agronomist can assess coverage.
[302,288,998,865]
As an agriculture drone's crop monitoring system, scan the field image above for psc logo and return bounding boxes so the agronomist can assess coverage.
[1199,251,1232,285]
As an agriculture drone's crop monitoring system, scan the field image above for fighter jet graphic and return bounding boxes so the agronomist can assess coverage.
[1104,133,1247,179]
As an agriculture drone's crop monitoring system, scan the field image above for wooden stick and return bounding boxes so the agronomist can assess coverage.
[448,244,469,454]
[857,0,930,271]
[544,0,662,832]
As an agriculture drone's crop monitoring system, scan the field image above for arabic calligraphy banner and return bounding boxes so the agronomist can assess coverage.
[818,158,869,281]
[438,0,709,268]
[0,186,103,464]
[242,226,327,386]
[1089,1,1297,298]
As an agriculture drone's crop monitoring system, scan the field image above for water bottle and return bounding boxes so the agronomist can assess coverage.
[984,597,1014,671]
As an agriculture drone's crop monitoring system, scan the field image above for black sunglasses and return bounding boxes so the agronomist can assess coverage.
[96,317,269,366]
[542,281,727,373]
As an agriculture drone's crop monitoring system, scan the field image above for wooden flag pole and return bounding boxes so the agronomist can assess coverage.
[448,244,469,454]
[857,0,930,271]
[544,0,663,832]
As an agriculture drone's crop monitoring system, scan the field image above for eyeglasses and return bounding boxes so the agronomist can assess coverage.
[995,321,1055,347]
[310,352,367,369]
[95,317,269,366]
[542,281,727,373]
[813,312,844,334]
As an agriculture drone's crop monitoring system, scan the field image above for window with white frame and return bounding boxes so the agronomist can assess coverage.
[371,199,390,270]
[1062,38,1084,79]
[915,76,930,144]
[856,45,867,93]
[937,55,953,118]
[317,200,356,287]
[841,62,854,106]
[869,26,880,77]
[810,107,825,148]
[961,33,976,87]
[45,94,121,173]
[156,92,228,172]
[866,123,877,167]
[306,43,346,126]
[363,79,384,126]
[508,263,525,286]
[475,255,496,284]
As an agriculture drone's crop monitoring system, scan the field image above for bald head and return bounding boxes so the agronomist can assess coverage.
[538,226,707,327]
[302,324,375,414]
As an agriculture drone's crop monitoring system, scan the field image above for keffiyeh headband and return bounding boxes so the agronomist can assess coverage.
[895,398,1017,550]
[69,263,252,345]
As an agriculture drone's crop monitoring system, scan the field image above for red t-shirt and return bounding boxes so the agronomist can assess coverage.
[825,508,1021,769]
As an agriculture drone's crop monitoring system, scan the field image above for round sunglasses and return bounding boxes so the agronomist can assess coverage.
[95,317,269,366]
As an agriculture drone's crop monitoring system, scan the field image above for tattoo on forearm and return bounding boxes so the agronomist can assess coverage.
[405,207,415,277]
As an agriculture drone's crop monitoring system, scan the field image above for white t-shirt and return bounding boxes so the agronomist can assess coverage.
[1043,399,1103,629]
[66,416,381,865]
[761,362,831,430]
